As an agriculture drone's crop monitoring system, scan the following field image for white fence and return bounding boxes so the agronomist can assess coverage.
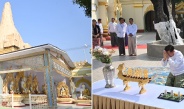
[0,94,91,109]
[0,93,47,109]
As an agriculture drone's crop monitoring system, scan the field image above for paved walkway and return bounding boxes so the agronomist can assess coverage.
[93,32,165,82]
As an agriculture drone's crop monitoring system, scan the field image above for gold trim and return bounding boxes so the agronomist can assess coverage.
[74,100,91,104]
[57,81,70,97]
[76,78,91,87]
[74,61,91,68]
[72,75,91,78]
[176,1,184,11]
[143,1,184,14]
[176,2,184,9]
[114,0,122,20]
[98,2,108,6]
[72,72,91,77]
[144,5,154,14]
[121,1,151,5]
[134,4,143,7]
[103,25,108,29]
[176,11,184,14]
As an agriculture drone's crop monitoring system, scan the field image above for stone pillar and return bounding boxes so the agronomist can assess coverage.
[92,0,99,20]
[44,49,57,109]
[107,0,115,21]
[98,0,108,28]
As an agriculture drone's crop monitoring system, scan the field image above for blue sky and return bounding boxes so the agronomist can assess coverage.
[0,0,91,63]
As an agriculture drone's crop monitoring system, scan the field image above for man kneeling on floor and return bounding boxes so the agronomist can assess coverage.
[161,45,184,87]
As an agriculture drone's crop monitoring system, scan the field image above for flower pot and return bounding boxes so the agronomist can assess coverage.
[102,63,115,88]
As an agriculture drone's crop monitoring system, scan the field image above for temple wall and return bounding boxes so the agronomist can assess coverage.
[92,0,153,31]
[121,5,144,30]
[32,72,44,92]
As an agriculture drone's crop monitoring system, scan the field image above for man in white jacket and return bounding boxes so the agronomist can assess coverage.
[161,45,184,87]
[116,17,127,56]
[108,18,118,47]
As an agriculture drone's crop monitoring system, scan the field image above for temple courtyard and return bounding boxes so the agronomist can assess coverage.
[93,32,170,85]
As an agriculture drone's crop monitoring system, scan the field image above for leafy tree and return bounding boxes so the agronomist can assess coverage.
[73,0,91,18]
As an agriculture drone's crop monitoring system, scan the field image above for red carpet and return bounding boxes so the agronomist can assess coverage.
[103,44,147,49]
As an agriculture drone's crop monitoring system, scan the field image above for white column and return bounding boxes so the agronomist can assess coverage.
[107,0,115,21]
[133,4,144,31]
[98,0,108,28]
[92,0,99,20]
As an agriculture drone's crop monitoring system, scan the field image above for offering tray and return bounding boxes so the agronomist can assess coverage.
[158,92,184,102]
